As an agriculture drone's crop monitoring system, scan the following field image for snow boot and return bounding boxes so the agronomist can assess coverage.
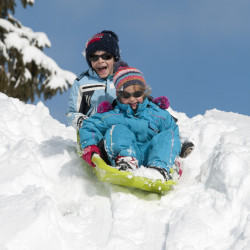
[146,166,172,181]
[180,141,195,158]
[115,156,138,171]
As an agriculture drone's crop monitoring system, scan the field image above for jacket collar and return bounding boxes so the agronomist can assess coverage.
[116,98,149,116]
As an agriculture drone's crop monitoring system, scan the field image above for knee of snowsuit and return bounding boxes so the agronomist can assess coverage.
[147,130,181,171]
[104,124,181,172]
[103,124,141,166]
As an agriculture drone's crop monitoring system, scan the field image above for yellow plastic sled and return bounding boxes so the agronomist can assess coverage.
[90,154,177,194]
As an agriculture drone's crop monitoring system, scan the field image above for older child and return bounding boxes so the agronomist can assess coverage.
[66,30,120,129]
[79,62,181,180]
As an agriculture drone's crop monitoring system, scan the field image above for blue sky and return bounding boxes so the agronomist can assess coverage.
[15,0,250,125]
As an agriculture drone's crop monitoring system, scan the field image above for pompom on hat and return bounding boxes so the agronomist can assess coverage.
[84,30,121,67]
[113,61,147,91]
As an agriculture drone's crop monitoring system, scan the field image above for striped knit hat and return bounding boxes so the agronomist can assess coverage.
[113,61,146,91]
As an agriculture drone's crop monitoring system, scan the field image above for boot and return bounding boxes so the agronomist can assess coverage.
[115,156,138,171]
[180,141,195,158]
[172,158,183,178]
[146,166,172,181]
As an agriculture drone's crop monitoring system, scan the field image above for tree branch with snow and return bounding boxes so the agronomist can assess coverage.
[0,0,75,102]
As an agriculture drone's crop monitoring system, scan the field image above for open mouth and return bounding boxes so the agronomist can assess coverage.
[130,102,138,109]
[97,66,107,73]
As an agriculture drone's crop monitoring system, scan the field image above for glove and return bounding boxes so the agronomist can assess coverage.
[97,101,113,113]
[82,145,100,167]
[152,96,170,109]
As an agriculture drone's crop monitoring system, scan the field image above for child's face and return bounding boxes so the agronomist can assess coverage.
[119,85,144,110]
[90,51,115,79]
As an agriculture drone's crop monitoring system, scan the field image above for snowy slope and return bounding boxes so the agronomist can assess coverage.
[0,93,249,250]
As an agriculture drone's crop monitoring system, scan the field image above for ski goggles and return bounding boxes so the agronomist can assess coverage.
[118,91,144,99]
[89,53,113,62]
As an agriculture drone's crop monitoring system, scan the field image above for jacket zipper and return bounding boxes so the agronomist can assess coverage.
[105,79,107,92]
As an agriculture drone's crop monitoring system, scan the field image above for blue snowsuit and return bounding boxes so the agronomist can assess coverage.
[79,98,181,172]
[66,69,116,129]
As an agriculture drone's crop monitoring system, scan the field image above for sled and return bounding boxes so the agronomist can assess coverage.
[89,154,177,194]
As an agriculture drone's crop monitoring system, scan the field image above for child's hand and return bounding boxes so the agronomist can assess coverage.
[82,145,100,167]
[152,96,170,109]
[97,101,113,113]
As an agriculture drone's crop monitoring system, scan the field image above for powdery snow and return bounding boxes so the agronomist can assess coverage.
[0,93,250,250]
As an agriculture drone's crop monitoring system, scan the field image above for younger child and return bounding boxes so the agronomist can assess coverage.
[79,62,181,180]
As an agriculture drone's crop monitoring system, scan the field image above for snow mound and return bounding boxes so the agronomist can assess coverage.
[0,93,250,250]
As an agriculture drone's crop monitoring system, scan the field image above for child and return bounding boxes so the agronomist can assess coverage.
[66,30,120,129]
[79,62,181,180]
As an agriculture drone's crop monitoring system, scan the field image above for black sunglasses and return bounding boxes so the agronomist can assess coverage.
[89,53,113,62]
[118,91,144,99]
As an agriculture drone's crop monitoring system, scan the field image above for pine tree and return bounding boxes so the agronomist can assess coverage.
[0,0,74,103]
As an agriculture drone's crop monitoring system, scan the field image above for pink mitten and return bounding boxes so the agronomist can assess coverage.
[82,145,100,167]
[152,96,170,109]
[97,101,113,113]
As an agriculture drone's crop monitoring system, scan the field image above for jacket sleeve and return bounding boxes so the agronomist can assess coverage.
[79,113,110,149]
[159,109,180,137]
[66,79,83,129]
[148,102,179,136]
[66,77,93,129]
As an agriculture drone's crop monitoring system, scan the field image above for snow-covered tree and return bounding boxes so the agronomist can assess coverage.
[0,0,75,102]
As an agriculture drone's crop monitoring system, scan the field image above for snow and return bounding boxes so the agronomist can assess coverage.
[0,18,51,51]
[133,166,166,180]
[0,93,250,250]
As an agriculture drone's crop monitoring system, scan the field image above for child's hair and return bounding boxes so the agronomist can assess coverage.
[135,85,152,98]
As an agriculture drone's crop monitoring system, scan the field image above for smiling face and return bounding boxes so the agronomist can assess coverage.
[119,85,145,110]
[90,51,115,79]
